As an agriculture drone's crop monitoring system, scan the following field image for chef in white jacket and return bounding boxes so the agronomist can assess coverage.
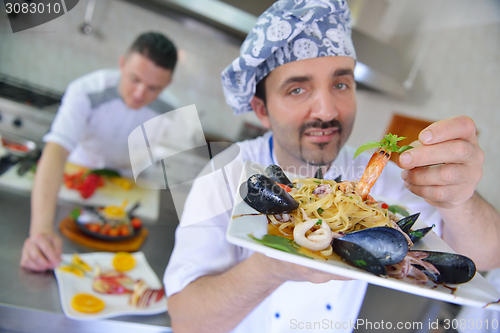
[165,1,500,332]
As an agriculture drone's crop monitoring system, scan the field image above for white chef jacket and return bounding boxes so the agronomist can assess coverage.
[43,69,181,176]
[164,131,442,333]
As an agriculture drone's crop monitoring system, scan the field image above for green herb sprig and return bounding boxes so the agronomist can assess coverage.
[353,133,413,159]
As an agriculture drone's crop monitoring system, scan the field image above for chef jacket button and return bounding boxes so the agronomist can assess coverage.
[275,312,280,318]
[326,304,331,310]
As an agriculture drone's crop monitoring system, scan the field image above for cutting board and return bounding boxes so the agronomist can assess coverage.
[59,217,148,252]
[0,163,160,221]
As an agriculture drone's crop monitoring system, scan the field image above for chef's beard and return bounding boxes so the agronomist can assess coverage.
[298,119,343,166]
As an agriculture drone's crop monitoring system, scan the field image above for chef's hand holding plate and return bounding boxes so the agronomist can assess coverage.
[252,253,352,284]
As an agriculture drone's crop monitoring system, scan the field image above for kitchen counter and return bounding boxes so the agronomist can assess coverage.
[0,150,462,333]
[0,185,178,333]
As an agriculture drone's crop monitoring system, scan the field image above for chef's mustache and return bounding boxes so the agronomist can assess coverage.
[299,119,343,135]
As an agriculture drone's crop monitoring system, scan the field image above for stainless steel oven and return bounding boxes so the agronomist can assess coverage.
[0,74,61,174]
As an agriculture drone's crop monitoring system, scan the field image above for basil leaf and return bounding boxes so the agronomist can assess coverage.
[248,234,312,258]
[398,145,413,154]
[353,141,381,159]
[388,205,410,217]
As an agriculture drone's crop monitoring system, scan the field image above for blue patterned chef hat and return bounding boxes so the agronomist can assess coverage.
[221,0,356,115]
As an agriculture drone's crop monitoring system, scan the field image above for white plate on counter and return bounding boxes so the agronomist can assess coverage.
[55,252,167,320]
[226,161,500,310]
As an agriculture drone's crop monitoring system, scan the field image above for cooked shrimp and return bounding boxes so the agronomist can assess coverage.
[355,148,391,200]
[353,134,413,201]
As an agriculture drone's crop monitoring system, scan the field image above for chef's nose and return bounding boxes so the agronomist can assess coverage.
[133,84,147,99]
[309,89,338,122]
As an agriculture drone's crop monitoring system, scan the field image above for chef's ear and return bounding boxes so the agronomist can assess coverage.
[164,76,173,88]
[250,96,270,129]
[119,55,126,70]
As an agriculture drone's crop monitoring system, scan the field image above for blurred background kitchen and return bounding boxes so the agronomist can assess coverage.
[0,0,499,332]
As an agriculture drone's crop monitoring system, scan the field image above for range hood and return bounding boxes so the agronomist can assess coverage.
[132,0,409,99]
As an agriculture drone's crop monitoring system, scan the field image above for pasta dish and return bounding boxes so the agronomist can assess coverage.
[268,178,393,256]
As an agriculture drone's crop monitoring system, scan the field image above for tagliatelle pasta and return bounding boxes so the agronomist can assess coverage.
[268,178,390,248]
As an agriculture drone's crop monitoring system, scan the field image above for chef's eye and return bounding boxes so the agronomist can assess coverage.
[334,83,347,90]
[290,87,304,95]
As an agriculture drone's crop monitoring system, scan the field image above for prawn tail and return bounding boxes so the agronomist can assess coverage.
[356,148,391,200]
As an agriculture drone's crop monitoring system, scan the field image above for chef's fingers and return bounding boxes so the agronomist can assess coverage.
[418,116,478,146]
[32,233,61,268]
[401,163,471,187]
[398,139,481,169]
[21,238,50,271]
[403,183,465,209]
[49,235,63,264]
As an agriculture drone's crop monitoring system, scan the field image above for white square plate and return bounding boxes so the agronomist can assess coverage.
[226,162,500,310]
[55,252,167,320]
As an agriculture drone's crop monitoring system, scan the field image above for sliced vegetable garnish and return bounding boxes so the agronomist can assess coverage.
[276,183,291,192]
[87,168,121,178]
[59,254,93,278]
[353,133,413,159]
[248,234,312,258]
[72,253,92,272]
[388,205,410,217]
[70,208,81,220]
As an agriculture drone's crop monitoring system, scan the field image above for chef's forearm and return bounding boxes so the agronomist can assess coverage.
[168,253,283,333]
[30,142,69,235]
[441,192,500,271]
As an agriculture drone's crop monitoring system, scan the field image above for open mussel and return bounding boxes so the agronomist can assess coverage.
[264,165,293,187]
[396,213,434,244]
[408,225,434,244]
[396,213,420,233]
[314,167,323,179]
[409,250,476,284]
[333,227,409,275]
[333,240,388,276]
[241,174,299,215]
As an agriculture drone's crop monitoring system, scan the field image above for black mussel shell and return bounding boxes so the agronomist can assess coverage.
[334,175,342,183]
[411,250,476,284]
[396,213,420,234]
[408,225,434,244]
[314,167,323,179]
[264,165,293,187]
[333,240,387,276]
[333,227,409,266]
[241,174,299,215]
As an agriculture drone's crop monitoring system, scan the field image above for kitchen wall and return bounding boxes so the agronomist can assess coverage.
[1,0,499,211]
[346,0,500,211]
[0,0,255,141]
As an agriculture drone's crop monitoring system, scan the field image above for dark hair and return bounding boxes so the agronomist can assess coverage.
[128,32,177,70]
[255,76,267,105]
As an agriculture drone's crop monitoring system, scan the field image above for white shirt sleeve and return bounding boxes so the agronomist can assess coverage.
[43,81,92,152]
[164,145,249,297]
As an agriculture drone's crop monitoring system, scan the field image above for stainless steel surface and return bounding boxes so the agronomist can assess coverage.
[0,97,55,148]
[0,186,178,332]
[1,132,37,157]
